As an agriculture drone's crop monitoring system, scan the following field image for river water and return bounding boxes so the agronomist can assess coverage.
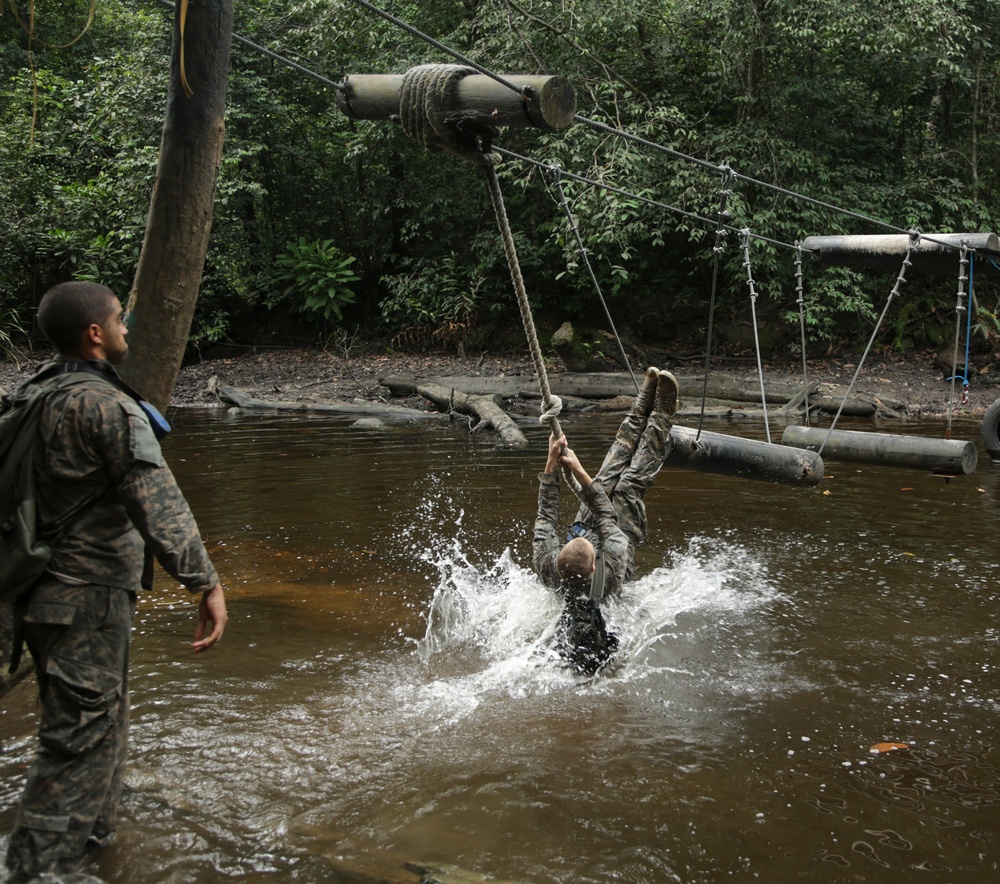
[1,407,999,882]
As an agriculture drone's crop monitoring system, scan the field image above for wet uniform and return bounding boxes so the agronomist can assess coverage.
[533,410,673,597]
[6,358,218,880]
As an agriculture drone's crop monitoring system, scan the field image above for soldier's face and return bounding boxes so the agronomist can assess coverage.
[99,302,130,365]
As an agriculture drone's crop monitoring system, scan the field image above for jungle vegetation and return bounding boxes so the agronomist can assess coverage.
[1,0,999,362]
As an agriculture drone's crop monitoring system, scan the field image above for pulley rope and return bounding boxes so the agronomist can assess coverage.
[817,231,921,458]
[739,229,772,443]
[546,164,639,394]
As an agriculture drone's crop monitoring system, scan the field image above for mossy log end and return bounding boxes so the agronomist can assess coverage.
[415,382,528,447]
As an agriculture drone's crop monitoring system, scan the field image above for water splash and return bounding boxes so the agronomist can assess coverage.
[410,530,777,709]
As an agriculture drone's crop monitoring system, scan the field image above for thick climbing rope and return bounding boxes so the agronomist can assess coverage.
[945,243,970,439]
[794,243,812,427]
[392,63,581,494]
[817,231,921,457]
[695,166,734,442]
[483,164,583,497]
[546,164,639,394]
[399,64,500,165]
[739,229,772,443]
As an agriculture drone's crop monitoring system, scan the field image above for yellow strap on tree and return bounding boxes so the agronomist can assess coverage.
[178,0,194,97]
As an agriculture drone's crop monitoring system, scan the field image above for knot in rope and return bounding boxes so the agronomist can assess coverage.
[399,64,500,166]
[538,395,563,428]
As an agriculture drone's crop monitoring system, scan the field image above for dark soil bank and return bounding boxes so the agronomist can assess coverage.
[2,347,998,419]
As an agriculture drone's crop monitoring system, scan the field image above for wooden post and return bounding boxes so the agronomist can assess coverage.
[666,426,825,486]
[781,426,978,475]
[336,73,576,131]
[800,233,1000,275]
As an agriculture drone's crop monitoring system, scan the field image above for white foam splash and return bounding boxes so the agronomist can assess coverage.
[403,533,777,718]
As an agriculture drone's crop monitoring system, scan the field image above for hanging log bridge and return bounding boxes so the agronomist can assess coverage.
[781,426,977,476]
[800,233,1000,275]
[335,72,577,131]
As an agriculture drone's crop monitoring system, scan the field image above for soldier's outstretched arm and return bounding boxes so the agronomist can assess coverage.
[193,583,227,652]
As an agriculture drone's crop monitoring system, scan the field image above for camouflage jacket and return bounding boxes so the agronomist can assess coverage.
[532,472,629,596]
[31,358,218,593]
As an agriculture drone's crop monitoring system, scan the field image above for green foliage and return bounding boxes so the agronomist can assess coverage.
[271,238,359,323]
[1,0,999,357]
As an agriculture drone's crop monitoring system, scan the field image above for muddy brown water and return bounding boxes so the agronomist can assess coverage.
[2,408,1000,883]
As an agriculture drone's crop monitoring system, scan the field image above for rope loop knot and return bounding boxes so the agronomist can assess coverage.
[399,64,501,166]
[539,395,563,427]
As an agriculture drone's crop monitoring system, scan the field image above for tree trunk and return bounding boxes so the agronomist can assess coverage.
[122,0,234,411]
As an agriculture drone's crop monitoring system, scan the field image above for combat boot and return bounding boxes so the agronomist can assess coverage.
[655,370,679,419]
[629,366,660,418]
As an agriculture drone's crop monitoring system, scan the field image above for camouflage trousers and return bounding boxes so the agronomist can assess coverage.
[6,580,134,881]
[573,411,672,581]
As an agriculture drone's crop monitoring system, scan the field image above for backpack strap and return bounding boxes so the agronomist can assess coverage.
[10,360,171,439]
[589,548,606,603]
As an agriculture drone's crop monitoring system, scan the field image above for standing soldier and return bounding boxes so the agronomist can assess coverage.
[4,281,227,880]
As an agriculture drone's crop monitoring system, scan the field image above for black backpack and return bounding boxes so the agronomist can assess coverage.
[0,360,170,605]
[0,367,100,603]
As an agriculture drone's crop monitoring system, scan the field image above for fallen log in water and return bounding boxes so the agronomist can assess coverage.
[414,382,528,447]
[217,386,449,421]
[379,373,900,417]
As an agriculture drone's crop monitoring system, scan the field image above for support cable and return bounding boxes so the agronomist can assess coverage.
[149,0,348,93]
[546,164,639,393]
[496,147,803,255]
[696,166,734,442]
[739,229,772,443]
[817,231,921,458]
[946,243,970,439]
[794,243,812,426]
[348,0,530,98]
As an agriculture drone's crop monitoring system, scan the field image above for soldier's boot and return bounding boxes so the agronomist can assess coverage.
[629,366,660,419]
[655,370,679,421]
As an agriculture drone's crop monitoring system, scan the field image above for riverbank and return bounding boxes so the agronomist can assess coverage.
[2,346,997,418]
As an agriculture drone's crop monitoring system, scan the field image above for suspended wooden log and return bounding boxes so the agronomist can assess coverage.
[781,426,977,475]
[335,73,576,131]
[666,426,825,487]
[800,233,1000,275]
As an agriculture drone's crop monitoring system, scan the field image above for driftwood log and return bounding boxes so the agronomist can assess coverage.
[218,386,449,421]
[414,382,528,447]
[379,372,905,418]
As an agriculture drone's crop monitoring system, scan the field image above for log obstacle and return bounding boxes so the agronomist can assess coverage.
[335,73,576,131]
[666,426,825,486]
[799,233,1000,275]
[781,426,977,475]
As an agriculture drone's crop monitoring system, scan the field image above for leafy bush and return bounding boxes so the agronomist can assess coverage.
[271,237,359,323]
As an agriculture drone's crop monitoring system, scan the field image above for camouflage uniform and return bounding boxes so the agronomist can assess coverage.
[6,358,219,881]
[532,410,672,597]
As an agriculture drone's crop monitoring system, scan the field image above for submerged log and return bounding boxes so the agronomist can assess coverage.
[781,426,977,475]
[415,382,527,447]
[218,386,448,421]
[666,425,825,486]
